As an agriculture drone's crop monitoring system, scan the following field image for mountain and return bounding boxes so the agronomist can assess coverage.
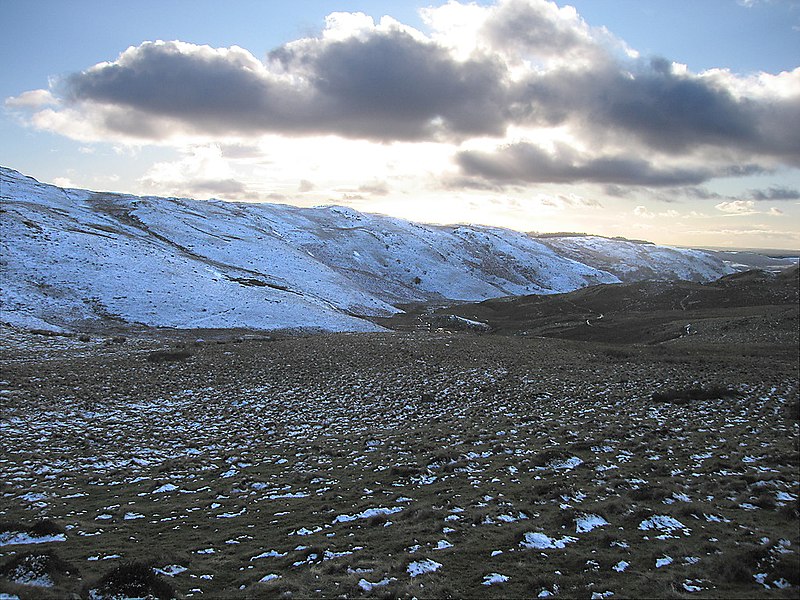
[0,166,743,333]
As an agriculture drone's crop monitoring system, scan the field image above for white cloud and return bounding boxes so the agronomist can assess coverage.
[634,205,683,219]
[713,199,788,217]
[715,200,757,214]
[4,88,57,108]
[52,176,76,188]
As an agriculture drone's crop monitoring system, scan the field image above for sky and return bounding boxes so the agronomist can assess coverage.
[2,0,799,250]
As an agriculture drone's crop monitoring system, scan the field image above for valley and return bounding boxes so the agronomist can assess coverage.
[1,167,798,598]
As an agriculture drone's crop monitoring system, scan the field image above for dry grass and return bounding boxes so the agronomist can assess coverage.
[0,329,797,598]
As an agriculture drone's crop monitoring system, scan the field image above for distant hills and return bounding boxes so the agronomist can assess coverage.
[1,166,796,333]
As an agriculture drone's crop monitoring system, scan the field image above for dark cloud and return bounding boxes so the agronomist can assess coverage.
[186,178,248,196]
[62,34,508,142]
[508,59,800,163]
[220,142,267,159]
[482,0,591,56]
[680,186,724,200]
[603,184,636,198]
[679,184,800,202]
[357,181,390,196]
[748,185,800,200]
[298,179,315,192]
[456,142,723,187]
[23,1,800,185]
[65,43,276,136]
[294,32,508,139]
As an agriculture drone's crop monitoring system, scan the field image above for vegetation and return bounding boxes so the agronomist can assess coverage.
[0,326,797,598]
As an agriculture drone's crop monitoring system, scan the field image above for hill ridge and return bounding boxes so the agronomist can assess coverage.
[1,165,785,333]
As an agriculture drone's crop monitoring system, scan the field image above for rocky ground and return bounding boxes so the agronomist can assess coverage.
[0,323,798,599]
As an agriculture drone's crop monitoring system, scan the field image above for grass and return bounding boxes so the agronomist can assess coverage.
[0,330,797,598]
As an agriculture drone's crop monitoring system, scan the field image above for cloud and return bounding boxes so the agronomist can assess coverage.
[5,89,57,108]
[456,142,730,187]
[715,200,757,214]
[552,193,601,208]
[480,0,601,64]
[298,179,315,192]
[186,178,247,196]
[689,225,800,241]
[6,0,800,190]
[634,205,681,219]
[220,142,267,159]
[139,143,255,199]
[52,176,76,188]
[358,181,390,196]
[504,59,800,165]
[49,30,507,143]
[748,185,800,200]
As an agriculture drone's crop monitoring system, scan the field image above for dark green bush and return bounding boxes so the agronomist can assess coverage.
[92,561,175,600]
[651,384,738,404]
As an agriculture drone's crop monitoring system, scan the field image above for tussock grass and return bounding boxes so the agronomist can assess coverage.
[1,330,797,598]
[146,349,193,362]
[88,561,175,600]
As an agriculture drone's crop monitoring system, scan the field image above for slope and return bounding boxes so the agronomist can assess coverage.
[386,266,800,346]
[1,166,737,333]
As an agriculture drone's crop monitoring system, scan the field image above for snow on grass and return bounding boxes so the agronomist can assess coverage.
[482,573,509,585]
[154,565,188,577]
[0,532,66,546]
[250,550,287,560]
[656,556,674,568]
[2,326,796,598]
[520,532,578,550]
[407,559,442,577]
[638,515,691,535]
[152,483,179,494]
[549,457,583,470]
[332,506,402,524]
[358,578,393,591]
[612,561,629,572]
[575,514,609,533]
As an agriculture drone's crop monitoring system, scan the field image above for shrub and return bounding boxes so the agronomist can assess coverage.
[29,519,65,536]
[91,561,175,600]
[0,551,76,585]
[711,545,770,585]
[651,384,738,404]
[773,553,800,586]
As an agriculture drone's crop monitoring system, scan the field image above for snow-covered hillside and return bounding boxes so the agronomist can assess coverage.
[536,235,733,283]
[0,167,734,332]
